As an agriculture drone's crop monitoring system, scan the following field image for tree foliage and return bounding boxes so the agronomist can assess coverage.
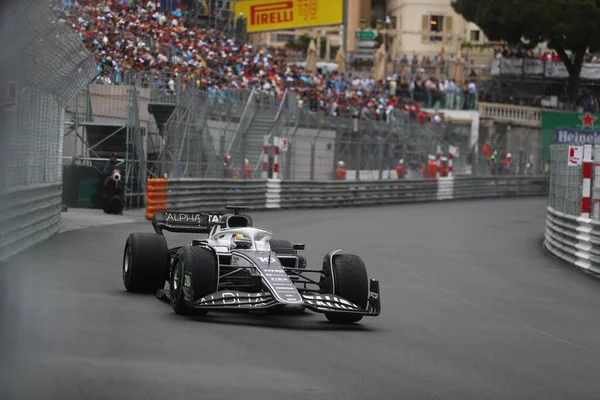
[285,33,313,51]
[285,34,331,58]
[452,0,600,103]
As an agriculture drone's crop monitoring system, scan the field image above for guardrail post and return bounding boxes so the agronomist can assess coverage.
[261,135,269,179]
[355,135,361,181]
[593,145,600,219]
[582,145,593,218]
[310,142,315,181]
[273,137,280,180]
[436,145,442,178]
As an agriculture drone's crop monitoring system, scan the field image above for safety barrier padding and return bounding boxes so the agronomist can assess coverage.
[145,178,168,220]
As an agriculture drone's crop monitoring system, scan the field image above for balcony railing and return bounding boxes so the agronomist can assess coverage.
[478,102,543,127]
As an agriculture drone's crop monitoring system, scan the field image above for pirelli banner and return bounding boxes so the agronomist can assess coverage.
[234,0,344,33]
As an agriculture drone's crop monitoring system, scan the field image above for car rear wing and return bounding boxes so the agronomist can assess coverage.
[152,211,225,235]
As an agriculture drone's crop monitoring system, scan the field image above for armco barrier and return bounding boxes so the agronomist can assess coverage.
[145,175,548,218]
[452,176,550,199]
[543,144,600,275]
[0,184,63,263]
[277,179,439,209]
[544,206,600,274]
[146,179,268,218]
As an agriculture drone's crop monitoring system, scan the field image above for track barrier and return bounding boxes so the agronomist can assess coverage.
[0,184,63,263]
[145,178,168,220]
[142,175,548,220]
[544,144,600,274]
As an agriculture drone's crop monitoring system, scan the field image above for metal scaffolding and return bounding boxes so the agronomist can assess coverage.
[155,88,251,179]
[63,85,146,209]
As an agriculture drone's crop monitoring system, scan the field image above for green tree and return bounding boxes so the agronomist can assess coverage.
[451,0,600,105]
[285,33,312,52]
[285,34,332,59]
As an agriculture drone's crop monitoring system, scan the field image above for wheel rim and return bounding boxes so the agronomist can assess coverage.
[171,262,181,296]
[173,268,179,291]
[123,245,131,277]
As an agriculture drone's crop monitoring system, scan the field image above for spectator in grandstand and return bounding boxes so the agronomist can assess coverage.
[51,0,469,122]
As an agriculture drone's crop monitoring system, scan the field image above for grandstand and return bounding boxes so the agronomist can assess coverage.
[55,0,479,208]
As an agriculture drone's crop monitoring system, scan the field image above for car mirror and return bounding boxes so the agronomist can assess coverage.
[293,244,305,250]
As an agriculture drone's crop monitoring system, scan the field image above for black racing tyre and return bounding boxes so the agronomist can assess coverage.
[320,253,369,324]
[170,247,218,316]
[270,239,294,255]
[296,255,307,269]
[123,233,169,293]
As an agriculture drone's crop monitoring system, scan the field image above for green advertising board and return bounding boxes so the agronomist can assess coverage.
[541,110,600,159]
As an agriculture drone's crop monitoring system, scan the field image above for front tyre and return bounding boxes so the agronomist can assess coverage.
[170,247,218,316]
[123,233,169,293]
[320,253,369,324]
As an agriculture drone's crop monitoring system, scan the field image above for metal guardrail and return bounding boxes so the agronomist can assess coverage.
[278,180,439,209]
[543,143,600,275]
[0,184,63,263]
[165,179,267,211]
[544,206,600,275]
[147,175,548,218]
[0,0,97,265]
[452,176,549,199]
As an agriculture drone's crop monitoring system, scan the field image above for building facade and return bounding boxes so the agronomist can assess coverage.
[387,0,488,58]
[246,0,491,63]
[248,0,375,59]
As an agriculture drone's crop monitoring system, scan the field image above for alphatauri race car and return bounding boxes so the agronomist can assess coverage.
[122,206,380,324]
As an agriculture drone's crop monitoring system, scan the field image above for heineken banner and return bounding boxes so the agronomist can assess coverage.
[542,110,600,159]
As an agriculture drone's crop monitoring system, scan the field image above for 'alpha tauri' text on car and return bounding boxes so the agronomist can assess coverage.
[122,206,380,324]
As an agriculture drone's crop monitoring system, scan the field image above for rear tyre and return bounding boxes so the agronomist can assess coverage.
[123,233,169,293]
[269,239,294,255]
[170,247,218,316]
[320,253,369,324]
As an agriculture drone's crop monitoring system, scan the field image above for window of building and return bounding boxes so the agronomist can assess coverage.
[271,34,296,43]
[428,15,444,42]
[470,30,480,42]
[429,16,444,33]
[422,15,452,44]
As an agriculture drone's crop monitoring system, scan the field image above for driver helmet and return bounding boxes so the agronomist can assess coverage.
[231,233,252,249]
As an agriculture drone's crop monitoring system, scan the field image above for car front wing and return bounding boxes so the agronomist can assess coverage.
[157,279,380,316]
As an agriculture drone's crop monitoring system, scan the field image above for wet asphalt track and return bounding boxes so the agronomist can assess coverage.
[3,198,600,399]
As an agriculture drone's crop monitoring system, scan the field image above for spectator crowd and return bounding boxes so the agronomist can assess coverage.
[51,0,482,123]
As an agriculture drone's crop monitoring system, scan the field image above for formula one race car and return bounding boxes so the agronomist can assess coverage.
[122,206,380,324]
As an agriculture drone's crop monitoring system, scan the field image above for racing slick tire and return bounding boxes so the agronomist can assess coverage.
[320,253,369,324]
[123,233,169,293]
[269,239,294,255]
[170,247,218,316]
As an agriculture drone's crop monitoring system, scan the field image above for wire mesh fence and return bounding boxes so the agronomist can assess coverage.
[151,86,477,181]
[0,0,97,192]
[548,144,583,216]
